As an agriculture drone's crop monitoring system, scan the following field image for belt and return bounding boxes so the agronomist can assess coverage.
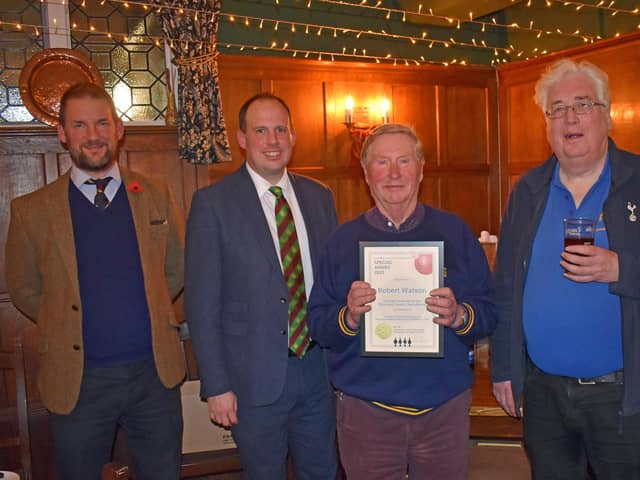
[576,370,624,385]
[530,363,623,385]
[288,340,317,357]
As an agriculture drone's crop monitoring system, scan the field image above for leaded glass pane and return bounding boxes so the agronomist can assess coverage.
[0,0,44,124]
[69,0,167,121]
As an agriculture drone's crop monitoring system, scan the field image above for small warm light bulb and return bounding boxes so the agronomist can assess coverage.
[345,95,354,124]
[381,98,390,124]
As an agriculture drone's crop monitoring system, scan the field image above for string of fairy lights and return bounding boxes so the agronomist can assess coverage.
[1,0,639,67]
[318,0,595,42]
[548,0,639,15]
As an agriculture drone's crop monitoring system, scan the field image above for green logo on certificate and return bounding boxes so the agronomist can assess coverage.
[375,323,393,339]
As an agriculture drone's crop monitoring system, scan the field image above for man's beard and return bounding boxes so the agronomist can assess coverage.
[70,141,117,172]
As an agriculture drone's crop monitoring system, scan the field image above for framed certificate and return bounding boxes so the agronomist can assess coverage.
[359,241,444,357]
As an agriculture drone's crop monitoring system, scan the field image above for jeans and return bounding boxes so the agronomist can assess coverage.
[50,359,182,480]
[524,364,640,480]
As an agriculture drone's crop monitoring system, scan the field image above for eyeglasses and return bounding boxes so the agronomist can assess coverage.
[545,100,607,119]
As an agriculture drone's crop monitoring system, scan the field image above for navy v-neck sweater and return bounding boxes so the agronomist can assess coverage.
[69,181,152,367]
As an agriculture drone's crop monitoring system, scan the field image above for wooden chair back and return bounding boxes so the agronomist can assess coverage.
[0,341,32,480]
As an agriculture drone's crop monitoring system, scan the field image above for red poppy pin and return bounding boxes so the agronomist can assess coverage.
[127,180,143,193]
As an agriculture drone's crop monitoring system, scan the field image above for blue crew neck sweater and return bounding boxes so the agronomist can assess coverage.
[308,205,497,411]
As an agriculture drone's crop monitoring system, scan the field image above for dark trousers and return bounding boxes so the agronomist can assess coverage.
[336,389,471,480]
[230,346,337,480]
[50,359,183,480]
[524,365,640,480]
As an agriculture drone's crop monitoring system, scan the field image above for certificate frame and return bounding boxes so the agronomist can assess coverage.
[359,241,444,357]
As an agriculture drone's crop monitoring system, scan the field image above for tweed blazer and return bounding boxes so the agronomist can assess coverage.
[5,167,185,414]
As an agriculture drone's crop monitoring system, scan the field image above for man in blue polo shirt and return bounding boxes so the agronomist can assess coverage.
[490,58,640,479]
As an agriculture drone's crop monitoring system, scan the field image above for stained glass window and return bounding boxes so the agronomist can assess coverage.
[0,0,168,124]
[69,0,168,121]
[0,0,44,123]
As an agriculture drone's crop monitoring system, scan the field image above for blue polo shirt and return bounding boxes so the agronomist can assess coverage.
[523,159,622,378]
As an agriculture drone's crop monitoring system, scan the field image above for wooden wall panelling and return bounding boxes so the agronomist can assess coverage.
[497,72,550,211]
[121,128,184,202]
[418,175,440,214]
[0,156,43,296]
[273,80,327,170]
[485,74,501,234]
[503,82,549,166]
[391,84,439,168]
[216,77,263,169]
[441,86,489,167]
[440,174,491,237]
[436,84,497,235]
[583,43,640,155]
[329,171,373,224]
[213,55,499,230]
[321,82,343,170]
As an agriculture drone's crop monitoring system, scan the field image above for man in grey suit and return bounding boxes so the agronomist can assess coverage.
[185,93,338,479]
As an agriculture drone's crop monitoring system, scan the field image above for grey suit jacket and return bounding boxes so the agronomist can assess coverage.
[185,165,338,406]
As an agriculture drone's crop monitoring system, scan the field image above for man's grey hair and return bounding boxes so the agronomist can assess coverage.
[534,58,610,112]
[360,123,424,164]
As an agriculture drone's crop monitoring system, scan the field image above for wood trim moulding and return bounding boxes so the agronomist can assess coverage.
[0,125,179,154]
[218,54,496,88]
[497,29,640,75]
[0,125,178,137]
[0,125,57,137]
[285,163,491,179]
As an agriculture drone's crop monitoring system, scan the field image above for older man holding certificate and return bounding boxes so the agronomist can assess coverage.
[308,123,497,480]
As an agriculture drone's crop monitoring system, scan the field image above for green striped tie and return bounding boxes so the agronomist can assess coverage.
[269,186,311,358]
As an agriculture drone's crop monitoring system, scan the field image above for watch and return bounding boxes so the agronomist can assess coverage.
[459,304,470,328]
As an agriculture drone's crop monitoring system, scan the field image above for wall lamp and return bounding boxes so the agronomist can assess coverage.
[343,95,391,163]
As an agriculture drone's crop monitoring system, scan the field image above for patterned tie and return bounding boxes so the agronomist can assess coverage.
[85,177,112,209]
[269,186,311,358]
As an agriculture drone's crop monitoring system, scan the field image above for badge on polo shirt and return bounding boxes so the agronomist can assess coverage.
[628,201,637,222]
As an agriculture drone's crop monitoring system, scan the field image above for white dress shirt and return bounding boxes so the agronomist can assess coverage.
[70,163,122,205]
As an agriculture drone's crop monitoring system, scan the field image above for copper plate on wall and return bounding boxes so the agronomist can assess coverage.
[19,48,103,126]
